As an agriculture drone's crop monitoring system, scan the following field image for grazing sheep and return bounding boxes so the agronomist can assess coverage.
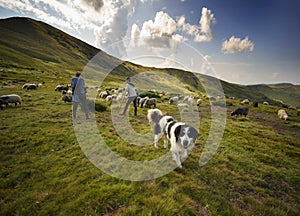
[26,84,38,90]
[231,107,249,117]
[288,106,296,110]
[143,98,156,108]
[0,94,22,107]
[177,103,189,112]
[241,99,250,104]
[66,90,72,96]
[278,109,288,120]
[61,94,72,103]
[186,96,195,105]
[263,101,269,105]
[206,96,216,101]
[116,93,126,103]
[169,96,179,104]
[99,90,109,99]
[55,85,69,91]
[253,102,258,108]
[22,83,30,89]
[196,99,202,106]
[139,97,149,108]
[106,95,113,102]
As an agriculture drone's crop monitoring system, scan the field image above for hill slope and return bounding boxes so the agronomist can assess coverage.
[246,84,300,108]
[0,17,121,73]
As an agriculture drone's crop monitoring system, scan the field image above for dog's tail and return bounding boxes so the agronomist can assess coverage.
[147,108,163,125]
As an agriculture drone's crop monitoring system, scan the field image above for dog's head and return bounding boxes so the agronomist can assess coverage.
[175,125,199,149]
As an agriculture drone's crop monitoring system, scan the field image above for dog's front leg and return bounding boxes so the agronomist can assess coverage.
[172,151,182,168]
[181,149,188,160]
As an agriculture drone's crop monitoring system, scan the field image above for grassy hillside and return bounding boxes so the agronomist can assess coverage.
[0,68,300,215]
[246,84,300,108]
[0,17,300,215]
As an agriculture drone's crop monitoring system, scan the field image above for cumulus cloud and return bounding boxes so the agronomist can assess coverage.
[222,36,254,54]
[177,7,216,42]
[131,11,187,50]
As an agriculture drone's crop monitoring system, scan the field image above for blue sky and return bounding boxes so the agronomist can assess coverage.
[0,0,299,85]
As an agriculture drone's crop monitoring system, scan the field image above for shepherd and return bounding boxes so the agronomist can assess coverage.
[71,72,89,121]
[121,77,137,116]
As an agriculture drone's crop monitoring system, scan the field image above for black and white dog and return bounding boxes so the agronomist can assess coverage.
[147,108,199,168]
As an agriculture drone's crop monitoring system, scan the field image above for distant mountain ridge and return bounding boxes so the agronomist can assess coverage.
[1,17,299,108]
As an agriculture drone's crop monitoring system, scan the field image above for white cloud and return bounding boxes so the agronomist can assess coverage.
[177,7,216,42]
[222,36,254,54]
[131,11,184,49]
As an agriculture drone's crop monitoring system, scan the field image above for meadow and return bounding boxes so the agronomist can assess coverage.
[0,67,300,216]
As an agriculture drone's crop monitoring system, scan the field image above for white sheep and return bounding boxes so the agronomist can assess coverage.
[263,101,269,105]
[177,103,189,112]
[0,94,22,107]
[241,99,250,104]
[196,99,202,106]
[139,97,149,108]
[278,109,288,120]
[169,96,179,104]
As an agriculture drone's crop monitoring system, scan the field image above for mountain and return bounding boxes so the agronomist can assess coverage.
[0,17,122,73]
[0,17,297,107]
[246,84,300,108]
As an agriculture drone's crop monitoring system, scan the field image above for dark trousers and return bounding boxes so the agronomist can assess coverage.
[72,94,89,119]
[123,96,137,116]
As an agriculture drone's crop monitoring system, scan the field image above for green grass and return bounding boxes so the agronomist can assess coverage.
[1,68,300,215]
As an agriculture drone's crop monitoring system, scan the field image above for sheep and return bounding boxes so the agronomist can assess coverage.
[206,96,216,101]
[143,98,156,108]
[55,85,69,91]
[253,102,258,108]
[67,90,72,96]
[61,94,72,103]
[297,109,300,116]
[187,96,195,105]
[139,97,149,108]
[169,96,179,104]
[26,84,38,90]
[106,95,113,102]
[196,99,202,106]
[231,107,249,117]
[278,109,288,120]
[0,94,22,107]
[263,101,269,105]
[99,90,109,99]
[22,83,30,89]
[116,93,126,103]
[241,99,250,104]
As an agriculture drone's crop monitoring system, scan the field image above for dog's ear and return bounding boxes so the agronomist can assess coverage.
[189,127,199,140]
[174,125,183,142]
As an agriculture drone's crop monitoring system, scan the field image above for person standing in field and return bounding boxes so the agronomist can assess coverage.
[71,72,89,121]
[122,77,137,116]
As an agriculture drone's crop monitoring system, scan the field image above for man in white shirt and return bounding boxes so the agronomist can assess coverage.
[122,77,137,116]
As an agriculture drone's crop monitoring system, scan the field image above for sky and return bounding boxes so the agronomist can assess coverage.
[0,0,299,85]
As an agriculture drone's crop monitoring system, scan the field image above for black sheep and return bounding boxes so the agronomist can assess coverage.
[231,107,249,117]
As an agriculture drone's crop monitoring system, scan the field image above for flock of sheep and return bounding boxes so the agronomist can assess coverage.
[96,86,300,121]
[1,83,299,122]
